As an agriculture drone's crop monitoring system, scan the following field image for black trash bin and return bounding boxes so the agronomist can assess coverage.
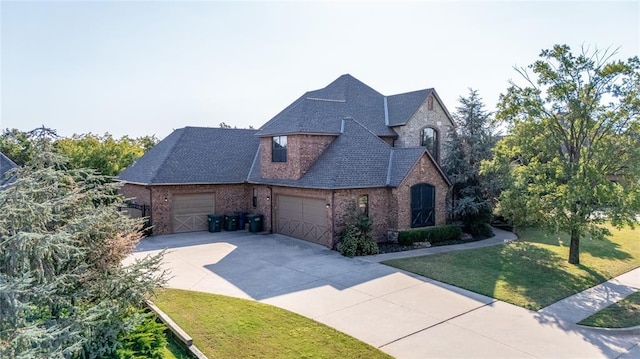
[225,213,239,231]
[207,214,222,233]
[247,214,263,233]
[238,212,249,230]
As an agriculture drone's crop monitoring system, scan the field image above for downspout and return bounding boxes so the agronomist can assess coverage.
[331,190,336,248]
[269,186,274,233]
[147,186,154,235]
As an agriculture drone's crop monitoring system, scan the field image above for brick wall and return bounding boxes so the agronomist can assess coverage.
[333,188,393,243]
[392,94,454,160]
[394,154,450,229]
[120,183,151,205]
[149,184,249,235]
[260,135,335,180]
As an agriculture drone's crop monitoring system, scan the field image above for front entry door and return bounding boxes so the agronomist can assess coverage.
[411,183,435,228]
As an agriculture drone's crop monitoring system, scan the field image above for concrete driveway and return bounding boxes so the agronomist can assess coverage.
[129,231,640,358]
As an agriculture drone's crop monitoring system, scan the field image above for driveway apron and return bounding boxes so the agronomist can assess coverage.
[129,231,640,358]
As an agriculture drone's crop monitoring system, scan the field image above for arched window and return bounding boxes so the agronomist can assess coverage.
[421,127,438,160]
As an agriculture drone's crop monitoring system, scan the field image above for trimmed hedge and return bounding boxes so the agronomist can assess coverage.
[397,225,462,246]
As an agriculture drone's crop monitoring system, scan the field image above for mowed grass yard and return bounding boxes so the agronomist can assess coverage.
[384,224,640,310]
[579,291,640,328]
[154,289,392,359]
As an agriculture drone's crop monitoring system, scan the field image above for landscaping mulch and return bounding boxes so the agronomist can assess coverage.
[377,235,489,254]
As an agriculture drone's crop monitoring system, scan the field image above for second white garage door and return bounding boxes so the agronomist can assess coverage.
[172,193,215,233]
[276,195,330,246]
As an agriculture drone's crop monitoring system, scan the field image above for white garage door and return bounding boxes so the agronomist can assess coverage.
[172,193,215,233]
[276,195,330,246]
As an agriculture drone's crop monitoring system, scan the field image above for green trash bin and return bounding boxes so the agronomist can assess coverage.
[225,213,239,231]
[207,214,222,233]
[247,214,263,233]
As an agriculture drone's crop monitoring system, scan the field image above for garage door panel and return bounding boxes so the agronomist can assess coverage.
[172,193,215,233]
[276,195,329,246]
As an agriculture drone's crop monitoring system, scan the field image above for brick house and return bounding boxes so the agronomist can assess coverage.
[118,74,454,248]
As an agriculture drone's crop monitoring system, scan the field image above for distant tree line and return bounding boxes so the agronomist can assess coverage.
[0,128,157,176]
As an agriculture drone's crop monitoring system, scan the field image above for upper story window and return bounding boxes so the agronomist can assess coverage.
[272,136,287,162]
[421,127,438,160]
[358,195,369,217]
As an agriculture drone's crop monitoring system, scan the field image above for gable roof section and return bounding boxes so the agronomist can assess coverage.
[386,89,432,126]
[257,74,397,138]
[117,127,260,185]
[249,119,444,189]
[0,152,18,186]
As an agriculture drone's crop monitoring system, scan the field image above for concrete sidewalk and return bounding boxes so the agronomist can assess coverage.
[129,229,640,358]
[364,227,517,263]
[539,267,640,324]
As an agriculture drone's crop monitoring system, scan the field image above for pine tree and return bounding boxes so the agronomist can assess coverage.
[444,89,497,237]
[0,129,166,358]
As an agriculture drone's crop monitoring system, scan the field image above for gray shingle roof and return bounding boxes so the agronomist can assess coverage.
[257,74,452,137]
[387,89,433,126]
[117,127,260,185]
[258,74,398,138]
[0,153,17,186]
[249,119,427,189]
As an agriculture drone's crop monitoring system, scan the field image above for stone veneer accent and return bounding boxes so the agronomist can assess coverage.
[392,94,454,161]
[393,153,449,229]
[260,135,335,180]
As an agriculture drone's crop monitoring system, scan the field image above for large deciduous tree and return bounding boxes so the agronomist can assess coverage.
[487,45,640,264]
[0,129,165,358]
[444,89,497,237]
[0,129,157,176]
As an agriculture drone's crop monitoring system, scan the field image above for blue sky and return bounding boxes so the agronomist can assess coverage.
[1,1,638,139]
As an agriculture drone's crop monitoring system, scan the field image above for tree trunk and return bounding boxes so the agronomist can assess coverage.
[569,229,580,265]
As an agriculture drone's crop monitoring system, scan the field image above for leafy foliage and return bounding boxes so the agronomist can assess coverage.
[0,132,166,358]
[338,203,378,257]
[397,225,462,246]
[443,90,497,237]
[0,128,157,176]
[111,311,167,359]
[485,44,640,264]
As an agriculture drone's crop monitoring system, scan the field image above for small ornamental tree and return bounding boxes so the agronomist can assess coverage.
[338,203,378,257]
[0,128,166,358]
[443,89,497,237]
[485,45,640,265]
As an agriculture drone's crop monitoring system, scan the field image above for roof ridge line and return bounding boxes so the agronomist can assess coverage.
[151,128,188,184]
[247,143,260,182]
[386,150,394,185]
[342,118,393,148]
[384,97,389,126]
[257,93,307,134]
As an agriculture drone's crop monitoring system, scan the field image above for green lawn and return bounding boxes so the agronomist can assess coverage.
[153,288,392,359]
[161,335,192,359]
[578,291,640,328]
[384,224,640,310]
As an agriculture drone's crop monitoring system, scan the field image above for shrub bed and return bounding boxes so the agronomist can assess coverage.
[397,225,462,246]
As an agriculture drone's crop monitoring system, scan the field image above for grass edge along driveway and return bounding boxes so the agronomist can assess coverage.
[384,225,640,310]
[154,288,392,359]
[578,291,640,328]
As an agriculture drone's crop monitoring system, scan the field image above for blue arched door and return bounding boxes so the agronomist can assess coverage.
[411,183,435,227]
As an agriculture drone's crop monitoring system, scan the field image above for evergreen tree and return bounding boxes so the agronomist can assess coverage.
[444,89,496,237]
[0,128,166,358]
